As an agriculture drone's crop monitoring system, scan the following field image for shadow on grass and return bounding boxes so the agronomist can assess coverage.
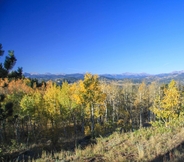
[1,135,97,161]
[1,146,43,162]
[0,125,124,161]
[151,141,184,162]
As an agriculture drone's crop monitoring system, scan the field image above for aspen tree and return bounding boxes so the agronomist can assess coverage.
[43,82,61,128]
[108,81,120,123]
[151,80,181,126]
[82,73,106,137]
[148,81,159,122]
[100,80,110,122]
[134,81,148,128]
[121,80,135,131]
[74,80,87,135]
[59,81,80,136]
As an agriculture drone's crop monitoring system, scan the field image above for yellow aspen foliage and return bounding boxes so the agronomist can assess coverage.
[33,90,43,106]
[59,81,79,122]
[20,94,35,117]
[32,90,44,117]
[151,80,181,124]
[134,81,147,106]
[43,82,61,120]
[99,81,110,102]
[83,73,106,117]
[82,73,106,136]
[20,90,43,119]
[59,81,71,108]
[148,81,158,102]
[161,80,180,119]
[70,80,85,105]
[134,81,149,114]
[69,82,83,108]
[108,81,119,101]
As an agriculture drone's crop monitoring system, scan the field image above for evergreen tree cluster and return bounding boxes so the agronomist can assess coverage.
[0,44,23,79]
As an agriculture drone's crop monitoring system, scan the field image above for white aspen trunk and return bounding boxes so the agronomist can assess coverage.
[91,103,95,138]
[112,100,115,123]
[81,105,85,135]
[139,111,142,128]
[139,93,142,128]
[105,102,108,122]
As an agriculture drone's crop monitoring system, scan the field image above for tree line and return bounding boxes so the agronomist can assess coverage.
[0,44,183,149]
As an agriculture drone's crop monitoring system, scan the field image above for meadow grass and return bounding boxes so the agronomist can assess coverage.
[3,118,184,161]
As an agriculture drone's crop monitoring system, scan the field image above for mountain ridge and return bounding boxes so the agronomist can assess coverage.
[24,70,184,76]
[24,71,184,84]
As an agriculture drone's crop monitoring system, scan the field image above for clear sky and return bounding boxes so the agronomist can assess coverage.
[1,0,184,74]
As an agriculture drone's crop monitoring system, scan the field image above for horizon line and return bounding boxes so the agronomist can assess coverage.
[23,70,184,76]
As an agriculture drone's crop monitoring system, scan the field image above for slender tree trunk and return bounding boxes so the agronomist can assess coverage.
[51,118,54,130]
[112,100,115,123]
[73,115,78,147]
[0,120,4,143]
[105,103,108,122]
[129,104,133,132]
[15,118,20,144]
[139,93,142,128]
[0,128,3,142]
[91,103,95,138]
[81,115,85,135]
[139,109,142,128]
[116,101,119,121]
[63,122,67,137]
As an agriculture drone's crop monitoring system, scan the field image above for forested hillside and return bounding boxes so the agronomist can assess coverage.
[1,44,184,161]
[1,72,184,160]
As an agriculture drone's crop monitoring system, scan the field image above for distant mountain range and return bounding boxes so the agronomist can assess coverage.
[24,71,184,84]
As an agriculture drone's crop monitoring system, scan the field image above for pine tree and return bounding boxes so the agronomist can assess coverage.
[0,44,23,79]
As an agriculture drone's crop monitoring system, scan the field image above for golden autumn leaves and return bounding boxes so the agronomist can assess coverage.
[0,74,106,132]
[150,80,181,125]
[0,74,182,132]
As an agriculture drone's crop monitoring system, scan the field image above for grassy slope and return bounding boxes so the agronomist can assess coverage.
[36,119,184,162]
[2,119,184,162]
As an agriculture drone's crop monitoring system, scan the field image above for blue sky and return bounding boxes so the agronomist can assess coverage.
[1,0,184,74]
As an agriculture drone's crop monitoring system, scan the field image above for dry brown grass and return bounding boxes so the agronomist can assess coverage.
[53,119,184,162]
[3,117,184,161]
